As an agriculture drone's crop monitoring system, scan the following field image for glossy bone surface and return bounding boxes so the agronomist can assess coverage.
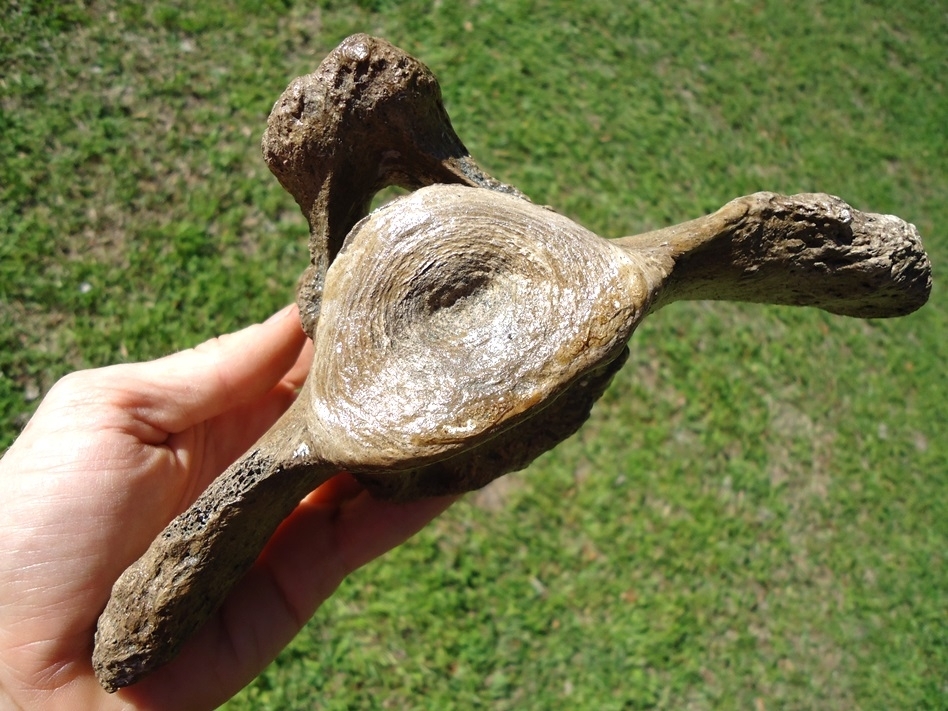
[92,34,931,693]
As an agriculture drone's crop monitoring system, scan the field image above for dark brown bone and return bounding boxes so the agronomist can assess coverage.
[261,33,523,336]
[92,35,931,692]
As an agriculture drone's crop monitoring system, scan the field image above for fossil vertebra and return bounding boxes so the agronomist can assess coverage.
[92,34,931,692]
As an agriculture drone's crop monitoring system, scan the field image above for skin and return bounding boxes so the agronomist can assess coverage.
[0,304,455,710]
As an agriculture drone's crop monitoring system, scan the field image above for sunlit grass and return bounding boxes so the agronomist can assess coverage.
[2,1,945,708]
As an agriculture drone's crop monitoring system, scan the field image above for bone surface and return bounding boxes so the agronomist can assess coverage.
[92,35,932,692]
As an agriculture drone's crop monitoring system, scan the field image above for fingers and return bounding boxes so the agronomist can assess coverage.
[252,475,457,629]
[324,481,459,575]
[128,476,457,710]
[218,476,454,675]
[120,304,310,434]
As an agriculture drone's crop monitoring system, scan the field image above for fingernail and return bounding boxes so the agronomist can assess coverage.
[265,303,296,324]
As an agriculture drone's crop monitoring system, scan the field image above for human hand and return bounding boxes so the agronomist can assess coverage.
[0,304,455,710]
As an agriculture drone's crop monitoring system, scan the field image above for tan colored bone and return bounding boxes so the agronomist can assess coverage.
[260,33,524,337]
[92,35,931,692]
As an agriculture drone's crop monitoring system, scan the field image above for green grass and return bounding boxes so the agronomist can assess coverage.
[2,0,946,708]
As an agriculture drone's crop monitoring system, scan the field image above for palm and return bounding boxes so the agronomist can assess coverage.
[0,308,454,710]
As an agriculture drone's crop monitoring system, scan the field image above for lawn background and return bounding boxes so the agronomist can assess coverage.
[1,1,945,709]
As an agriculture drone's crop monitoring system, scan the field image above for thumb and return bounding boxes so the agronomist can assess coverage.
[124,304,309,434]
